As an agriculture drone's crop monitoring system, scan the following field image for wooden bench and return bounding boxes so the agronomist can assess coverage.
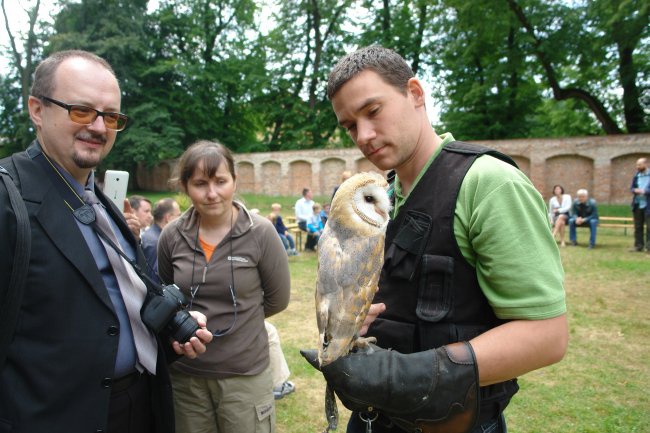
[285,223,303,251]
[597,216,633,235]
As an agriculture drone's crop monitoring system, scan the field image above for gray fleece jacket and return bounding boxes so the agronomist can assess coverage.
[157,202,290,378]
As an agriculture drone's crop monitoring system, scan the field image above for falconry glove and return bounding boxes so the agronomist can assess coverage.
[301,341,479,433]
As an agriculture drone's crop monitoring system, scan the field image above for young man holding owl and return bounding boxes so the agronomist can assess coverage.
[302,46,568,433]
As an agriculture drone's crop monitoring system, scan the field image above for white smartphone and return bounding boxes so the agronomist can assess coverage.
[103,170,130,211]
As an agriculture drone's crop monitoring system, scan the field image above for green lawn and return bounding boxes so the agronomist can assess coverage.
[136,192,648,432]
[271,227,650,433]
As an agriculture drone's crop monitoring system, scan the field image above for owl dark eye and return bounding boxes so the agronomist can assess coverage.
[364,195,374,203]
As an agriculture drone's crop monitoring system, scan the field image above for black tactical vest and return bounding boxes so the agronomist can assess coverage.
[367,141,519,423]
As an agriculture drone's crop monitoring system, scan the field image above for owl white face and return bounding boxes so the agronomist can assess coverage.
[351,181,391,229]
[329,171,391,234]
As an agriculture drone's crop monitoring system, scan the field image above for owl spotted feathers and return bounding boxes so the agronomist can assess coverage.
[316,171,391,367]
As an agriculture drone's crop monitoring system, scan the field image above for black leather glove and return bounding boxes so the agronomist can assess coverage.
[301,342,479,433]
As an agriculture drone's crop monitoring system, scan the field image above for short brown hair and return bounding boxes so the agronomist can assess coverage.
[172,140,236,191]
[327,46,414,99]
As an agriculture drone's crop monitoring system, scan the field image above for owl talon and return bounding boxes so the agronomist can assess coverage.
[352,336,377,352]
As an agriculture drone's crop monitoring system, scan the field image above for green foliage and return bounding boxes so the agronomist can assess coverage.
[529,99,602,138]
[0,0,647,167]
[0,76,33,156]
[104,102,185,168]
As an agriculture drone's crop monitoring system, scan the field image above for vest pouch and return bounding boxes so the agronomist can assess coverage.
[383,210,432,281]
[416,254,453,322]
[367,317,417,354]
[477,379,519,425]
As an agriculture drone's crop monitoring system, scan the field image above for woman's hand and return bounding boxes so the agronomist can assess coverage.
[172,311,213,359]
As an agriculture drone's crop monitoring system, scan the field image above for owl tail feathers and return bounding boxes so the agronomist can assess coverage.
[324,383,339,432]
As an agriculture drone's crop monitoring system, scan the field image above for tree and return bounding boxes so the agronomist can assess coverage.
[358,0,442,76]
[0,0,48,151]
[260,0,357,150]
[435,0,542,139]
[588,0,648,133]
[506,0,648,134]
[147,0,266,152]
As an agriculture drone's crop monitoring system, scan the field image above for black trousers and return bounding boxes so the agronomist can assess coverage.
[107,372,153,433]
[632,207,649,250]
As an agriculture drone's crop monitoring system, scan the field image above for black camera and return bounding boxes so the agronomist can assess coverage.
[141,284,200,344]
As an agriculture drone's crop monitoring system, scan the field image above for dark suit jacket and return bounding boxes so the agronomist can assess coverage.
[141,223,163,284]
[0,143,175,433]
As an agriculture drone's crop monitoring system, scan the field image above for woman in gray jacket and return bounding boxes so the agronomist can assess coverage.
[158,140,290,433]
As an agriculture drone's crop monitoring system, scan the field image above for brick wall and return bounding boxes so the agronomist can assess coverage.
[136,133,650,205]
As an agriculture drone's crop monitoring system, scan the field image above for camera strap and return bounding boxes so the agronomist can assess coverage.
[32,149,163,296]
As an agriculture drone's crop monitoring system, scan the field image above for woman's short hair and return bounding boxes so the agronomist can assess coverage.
[172,140,236,191]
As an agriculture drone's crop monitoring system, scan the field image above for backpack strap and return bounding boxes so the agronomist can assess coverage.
[0,159,31,369]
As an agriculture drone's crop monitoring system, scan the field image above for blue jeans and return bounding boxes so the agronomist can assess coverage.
[279,233,295,250]
[346,412,506,433]
[569,217,598,247]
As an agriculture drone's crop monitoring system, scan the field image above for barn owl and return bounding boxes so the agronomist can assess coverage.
[316,171,391,368]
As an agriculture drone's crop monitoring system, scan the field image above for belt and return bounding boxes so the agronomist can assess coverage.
[111,371,143,394]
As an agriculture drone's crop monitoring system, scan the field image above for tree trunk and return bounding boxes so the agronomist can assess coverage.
[410,0,427,74]
[506,0,623,134]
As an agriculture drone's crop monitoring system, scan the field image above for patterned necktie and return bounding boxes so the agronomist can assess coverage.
[82,189,158,374]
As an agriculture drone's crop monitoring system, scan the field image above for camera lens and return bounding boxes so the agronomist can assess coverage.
[167,310,200,344]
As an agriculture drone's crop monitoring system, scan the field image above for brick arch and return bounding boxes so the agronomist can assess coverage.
[510,156,530,179]
[545,155,593,200]
[289,160,313,197]
[611,153,648,205]
[236,162,255,193]
[261,161,282,195]
[320,158,346,200]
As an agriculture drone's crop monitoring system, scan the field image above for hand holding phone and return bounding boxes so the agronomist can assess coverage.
[103,170,129,211]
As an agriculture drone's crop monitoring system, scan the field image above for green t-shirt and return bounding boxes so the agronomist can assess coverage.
[392,134,566,320]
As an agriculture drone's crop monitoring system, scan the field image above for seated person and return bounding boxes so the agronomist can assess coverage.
[265,321,296,400]
[306,203,324,251]
[320,202,330,226]
[569,189,599,249]
[548,185,571,247]
[268,208,298,256]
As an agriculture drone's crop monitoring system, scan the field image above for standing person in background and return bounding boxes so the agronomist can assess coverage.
[548,185,572,247]
[294,187,314,232]
[302,45,567,433]
[569,189,599,249]
[157,140,290,433]
[129,195,153,233]
[141,198,181,282]
[294,188,314,250]
[630,157,649,253]
[0,49,211,433]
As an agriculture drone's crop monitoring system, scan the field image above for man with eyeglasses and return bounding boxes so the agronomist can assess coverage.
[0,50,213,433]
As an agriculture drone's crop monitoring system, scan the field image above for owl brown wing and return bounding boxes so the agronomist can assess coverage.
[316,225,384,364]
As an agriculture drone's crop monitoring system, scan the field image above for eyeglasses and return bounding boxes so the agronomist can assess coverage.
[39,95,129,131]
